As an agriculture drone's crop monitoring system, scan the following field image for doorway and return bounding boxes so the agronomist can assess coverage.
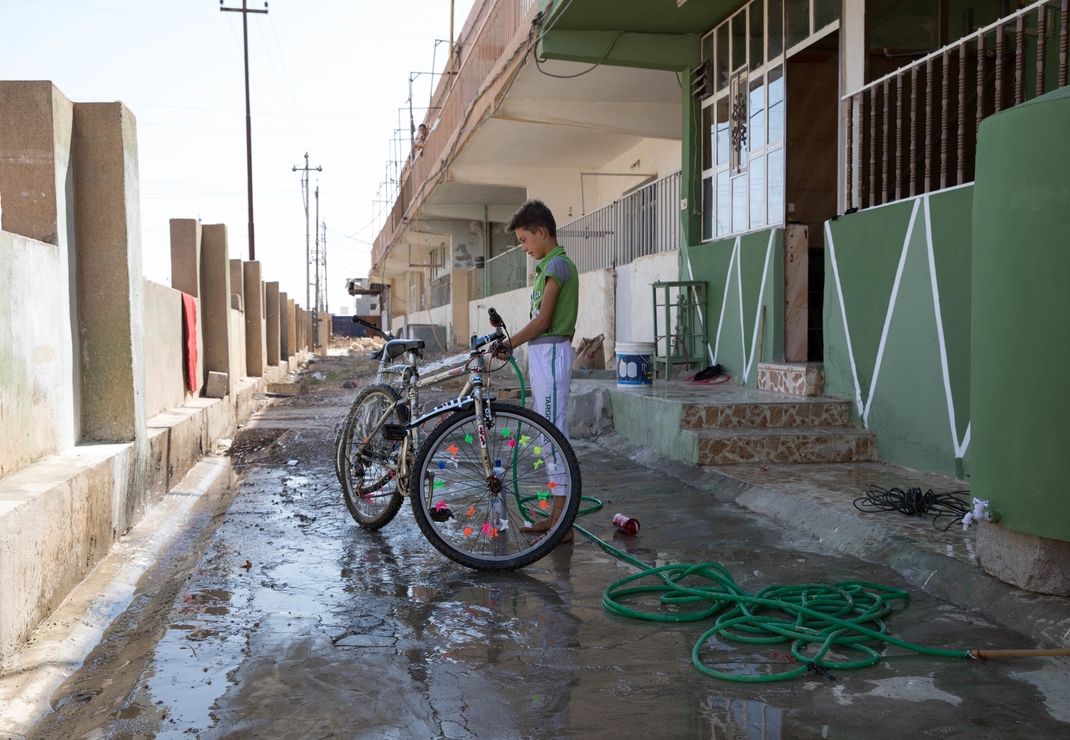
[785,29,838,363]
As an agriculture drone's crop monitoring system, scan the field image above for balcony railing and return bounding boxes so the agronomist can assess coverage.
[372,0,536,268]
[843,0,1068,210]
[485,246,527,296]
[558,171,682,273]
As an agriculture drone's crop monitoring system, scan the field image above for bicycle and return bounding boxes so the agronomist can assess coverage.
[333,317,468,507]
[337,308,582,571]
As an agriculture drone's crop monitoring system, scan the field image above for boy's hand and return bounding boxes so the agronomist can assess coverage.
[492,341,513,360]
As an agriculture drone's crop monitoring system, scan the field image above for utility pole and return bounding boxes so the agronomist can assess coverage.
[321,220,328,314]
[291,153,322,313]
[314,184,320,313]
[220,0,267,261]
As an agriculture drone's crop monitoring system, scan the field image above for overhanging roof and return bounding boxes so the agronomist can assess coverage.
[542,0,737,35]
[537,0,742,70]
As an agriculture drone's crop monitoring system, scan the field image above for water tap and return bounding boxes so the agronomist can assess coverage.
[962,498,991,531]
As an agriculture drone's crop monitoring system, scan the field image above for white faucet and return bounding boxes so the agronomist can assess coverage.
[962,498,991,531]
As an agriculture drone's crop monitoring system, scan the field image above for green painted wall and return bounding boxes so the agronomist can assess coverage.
[681,228,784,384]
[608,389,697,463]
[824,187,973,480]
[972,86,1070,541]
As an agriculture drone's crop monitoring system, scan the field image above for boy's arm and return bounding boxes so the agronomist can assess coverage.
[497,276,561,353]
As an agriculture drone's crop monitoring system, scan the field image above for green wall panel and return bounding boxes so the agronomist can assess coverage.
[972,85,1070,541]
[683,228,782,384]
[824,187,974,480]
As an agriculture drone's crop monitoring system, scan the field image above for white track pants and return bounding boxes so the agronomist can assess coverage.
[527,340,573,497]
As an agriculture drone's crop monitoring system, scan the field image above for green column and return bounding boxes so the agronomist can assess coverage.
[972,86,1070,541]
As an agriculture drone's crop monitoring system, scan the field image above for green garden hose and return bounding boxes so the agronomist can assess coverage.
[496,361,1057,681]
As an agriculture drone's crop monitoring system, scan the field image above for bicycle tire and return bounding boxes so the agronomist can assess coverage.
[411,403,581,570]
[339,383,408,530]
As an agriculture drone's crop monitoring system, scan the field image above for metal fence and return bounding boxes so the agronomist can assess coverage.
[485,246,527,296]
[558,171,682,273]
[843,0,1068,210]
[429,274,451,309]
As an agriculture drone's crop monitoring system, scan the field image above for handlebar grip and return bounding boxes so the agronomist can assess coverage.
[488,307,503,327]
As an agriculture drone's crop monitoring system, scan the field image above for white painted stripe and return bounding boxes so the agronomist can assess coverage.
[744,229,776,383]
[923,196,970,458]
[713,238,739,363]
[825,222,865,418]
[685,253,717,365]
[863,198,920,427]
[736,236,746,374]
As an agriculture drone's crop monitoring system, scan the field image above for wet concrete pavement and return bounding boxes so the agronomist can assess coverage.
[20,356,1070,739]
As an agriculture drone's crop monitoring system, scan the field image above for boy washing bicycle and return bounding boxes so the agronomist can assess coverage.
[494,200,578,543]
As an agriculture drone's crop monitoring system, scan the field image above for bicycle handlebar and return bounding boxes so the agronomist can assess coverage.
[351,315,393,341]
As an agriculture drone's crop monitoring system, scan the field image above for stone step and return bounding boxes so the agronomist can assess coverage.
[682,399,852,429]
[691,425,877,465]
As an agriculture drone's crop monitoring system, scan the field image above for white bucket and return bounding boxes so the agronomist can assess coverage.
[616,341,656,386]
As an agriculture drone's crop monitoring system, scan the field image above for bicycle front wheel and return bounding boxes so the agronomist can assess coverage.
[339,383,407,530]
[411,403,581,570]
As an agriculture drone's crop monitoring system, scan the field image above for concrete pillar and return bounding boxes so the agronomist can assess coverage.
[0,81,78,459]
[0,82,74,246]
[71,102,146,445]
[243,261,265,376]
[229,259,244,312]
[258,280,276,367]
[450,268,469,351]
[169,219,203,394]
[200,224,231,395]
[169,219,201,297]
[316,311,330,354]
[306,310,314,353]
[278,290,290,360]
[297,306,305,352]
[287,299,296,358]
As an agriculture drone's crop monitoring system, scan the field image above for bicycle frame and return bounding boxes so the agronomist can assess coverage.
[357,324,505,496]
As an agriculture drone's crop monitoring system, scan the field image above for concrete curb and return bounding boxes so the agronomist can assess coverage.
[592,432,1070,650]
[0,457,231,739]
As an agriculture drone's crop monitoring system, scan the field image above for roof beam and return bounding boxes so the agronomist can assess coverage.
[538,30,699,71]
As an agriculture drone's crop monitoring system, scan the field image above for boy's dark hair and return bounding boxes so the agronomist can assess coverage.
[506,199,556,238]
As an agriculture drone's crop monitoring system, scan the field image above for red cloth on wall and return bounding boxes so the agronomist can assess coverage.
[181,292,198,393]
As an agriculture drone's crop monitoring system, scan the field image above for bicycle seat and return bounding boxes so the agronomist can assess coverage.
[384,338,425,359]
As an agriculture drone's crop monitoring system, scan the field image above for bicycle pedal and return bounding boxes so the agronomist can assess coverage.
[381,423,407,441]
[429,506,453,522]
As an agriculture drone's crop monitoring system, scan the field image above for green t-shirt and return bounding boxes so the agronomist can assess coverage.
[530,245,578,339]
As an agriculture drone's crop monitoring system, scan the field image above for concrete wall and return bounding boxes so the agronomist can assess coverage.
[683,229,784,384]
[575,268,615,367]
[584,139,682,212]
[0,79,314,666]
[0,230,77,478]
[616,249,680,349]
[143,279,186,418]
[823,188,972,480]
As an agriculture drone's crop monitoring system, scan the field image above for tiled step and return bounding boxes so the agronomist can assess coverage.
[682,400,852,429]
[692,425,877,465]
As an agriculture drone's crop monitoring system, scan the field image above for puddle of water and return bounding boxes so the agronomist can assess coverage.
[698,695,783,740]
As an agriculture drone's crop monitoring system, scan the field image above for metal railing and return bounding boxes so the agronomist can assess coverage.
[558,171,682,273]
[485,246,528,296]
[843,0,1068,210]
[372,0,536,267]
[429,274,451,309]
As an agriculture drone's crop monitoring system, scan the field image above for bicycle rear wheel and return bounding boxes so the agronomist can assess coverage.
[411,403,581,570]
[339,383,407,530]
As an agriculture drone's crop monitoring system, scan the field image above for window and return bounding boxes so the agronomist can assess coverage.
[700,0,786,241]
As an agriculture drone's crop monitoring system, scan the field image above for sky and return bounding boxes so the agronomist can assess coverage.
[1,0,476,315]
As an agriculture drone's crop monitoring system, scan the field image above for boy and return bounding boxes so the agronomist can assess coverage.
[495,199,578,542]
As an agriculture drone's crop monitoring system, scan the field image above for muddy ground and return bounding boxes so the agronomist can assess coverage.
[21,352,1070,740]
